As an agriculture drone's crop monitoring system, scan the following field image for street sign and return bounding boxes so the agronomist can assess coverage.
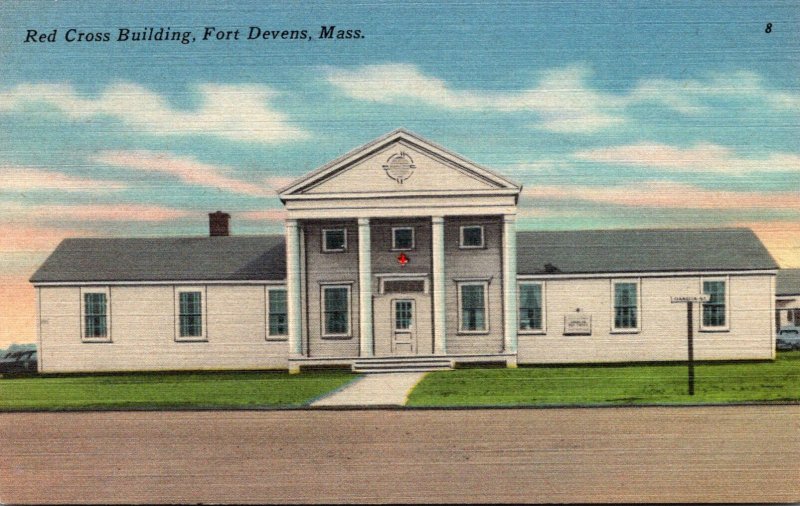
[670,294,709,396]
[671,295,710,303]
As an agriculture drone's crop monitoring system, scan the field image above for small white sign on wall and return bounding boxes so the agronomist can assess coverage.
[564,313,592,335]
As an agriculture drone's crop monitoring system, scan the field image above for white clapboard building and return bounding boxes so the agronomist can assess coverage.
[30,130,779,373]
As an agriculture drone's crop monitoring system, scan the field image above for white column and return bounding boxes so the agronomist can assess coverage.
[432,216,447,355]
[285,219,303,360]
[502,214,518,354]
[358,218,374,357]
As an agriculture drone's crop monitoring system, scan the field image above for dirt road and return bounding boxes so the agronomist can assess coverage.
[1,406,798,503]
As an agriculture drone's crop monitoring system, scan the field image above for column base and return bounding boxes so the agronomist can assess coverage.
[505,357,518,369]
[288,364,301,374]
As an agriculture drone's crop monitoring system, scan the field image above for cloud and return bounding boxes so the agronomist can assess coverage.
[737,221,800,268]
[0,225,93,252]
[524,181,800,211]
[574,143,800,173]
[0,275,36,347]
[631,70,800,113]
[93,150,272,197]
[238,209,287,221]
[5,202,192,224]
[326,64,800,133]
[325,64,625,133]
[0,82,309,143]
[264,176,297,194]
[1,166,127,193]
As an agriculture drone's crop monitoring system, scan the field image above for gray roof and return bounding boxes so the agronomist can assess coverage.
[777,269,800,296]
[31,227,777,283]
[517,228,777,275]
[30,236,286,283]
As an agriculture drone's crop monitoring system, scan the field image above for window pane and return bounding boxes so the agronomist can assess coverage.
[614,283,637,329]
[461,226,483,247]
[324,229,345,251]
[84,293,107,338]
[393,228,413,249]
[702,281,726,327]
[269,290,288,336]
[519,284,542,330]
[395,301,412,329]
[461,284,486,331]
[324,287,349,334]
[179,292,202,337]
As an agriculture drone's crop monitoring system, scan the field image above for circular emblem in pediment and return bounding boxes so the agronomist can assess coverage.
[382,152,416,184]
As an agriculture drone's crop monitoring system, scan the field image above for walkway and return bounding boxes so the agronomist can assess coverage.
[311,372,427,406]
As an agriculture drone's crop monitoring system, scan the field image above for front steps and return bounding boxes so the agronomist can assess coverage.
[352,356,453,373]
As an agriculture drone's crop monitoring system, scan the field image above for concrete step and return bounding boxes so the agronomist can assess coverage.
[352,357,453,373]
[353,367,450,374]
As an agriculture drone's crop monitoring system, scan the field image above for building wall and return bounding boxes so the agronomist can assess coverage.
[303,220,361,358]
[37,284,289,373]
[517,273,775,364]
[444,216,504,354]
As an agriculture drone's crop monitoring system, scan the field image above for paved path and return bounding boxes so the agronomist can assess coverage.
[311,372,427,406]
[2,406,798,504]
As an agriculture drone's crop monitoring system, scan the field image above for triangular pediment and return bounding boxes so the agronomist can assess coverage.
[279,129,520,199]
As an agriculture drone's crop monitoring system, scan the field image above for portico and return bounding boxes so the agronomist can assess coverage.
[279,129,521,371]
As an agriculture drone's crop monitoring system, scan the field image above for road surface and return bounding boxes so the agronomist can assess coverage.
[1,405,798,503]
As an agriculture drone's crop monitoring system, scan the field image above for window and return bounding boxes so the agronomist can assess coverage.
[178,291,203,339]
[322,228,346,252]
[519,283,544,332]
[459,282,488,332]
[394,300,413,330]
[83,292,108,340]
[267,289,288,338]
[392,227,414,250]
[702,279,727,329]
[459,225,484,249]
[613,281,638,331]
[323,285,350,337]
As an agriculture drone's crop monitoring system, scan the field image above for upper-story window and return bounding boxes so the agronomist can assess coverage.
[392,227,414,250]
[322,228,347,252]
[460,225,485,249]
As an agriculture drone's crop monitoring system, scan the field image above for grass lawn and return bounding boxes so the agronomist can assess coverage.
[0,370,357,410]
[406,351,800,407]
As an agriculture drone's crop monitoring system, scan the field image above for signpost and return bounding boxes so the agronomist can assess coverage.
[671,294,710,395]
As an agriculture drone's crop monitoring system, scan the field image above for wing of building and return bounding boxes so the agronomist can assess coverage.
[30,129,780,373]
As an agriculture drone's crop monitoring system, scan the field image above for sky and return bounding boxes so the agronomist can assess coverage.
[0,1,798,347]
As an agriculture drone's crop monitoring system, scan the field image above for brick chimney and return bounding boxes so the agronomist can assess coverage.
[209,211,230,237]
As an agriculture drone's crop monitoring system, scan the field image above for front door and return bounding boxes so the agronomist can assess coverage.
[391,299,416,355]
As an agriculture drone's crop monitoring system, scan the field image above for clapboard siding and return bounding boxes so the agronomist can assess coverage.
[517,274,774,364]
[38,285,288,373]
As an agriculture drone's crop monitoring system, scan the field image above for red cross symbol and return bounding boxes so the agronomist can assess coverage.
[397,252,409,266]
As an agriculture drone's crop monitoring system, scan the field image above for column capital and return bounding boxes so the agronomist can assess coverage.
[503,214,516,223]
[285,219,299,228]
[431,216,445,224]
[357,217,370,227]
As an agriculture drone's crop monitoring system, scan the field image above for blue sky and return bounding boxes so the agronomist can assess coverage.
[0,0,799,344]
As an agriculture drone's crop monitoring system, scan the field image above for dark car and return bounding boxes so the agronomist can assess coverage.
[0,350,38,374]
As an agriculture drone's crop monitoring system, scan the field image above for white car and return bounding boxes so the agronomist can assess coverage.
[777,327,800,351]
